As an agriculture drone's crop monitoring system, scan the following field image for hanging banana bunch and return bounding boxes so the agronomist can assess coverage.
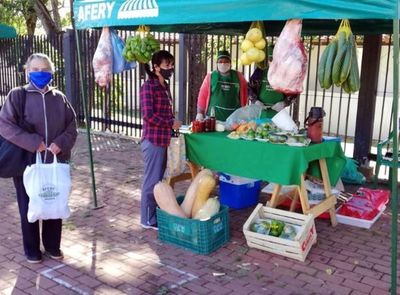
[318,19,360,93]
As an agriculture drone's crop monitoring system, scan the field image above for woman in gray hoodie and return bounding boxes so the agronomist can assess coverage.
[0,53,77,263]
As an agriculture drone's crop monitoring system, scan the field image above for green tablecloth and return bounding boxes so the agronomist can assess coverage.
[184,132,346,186]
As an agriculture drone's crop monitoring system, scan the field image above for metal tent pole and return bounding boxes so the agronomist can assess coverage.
[70,0,100,209]
[390,11,399,295]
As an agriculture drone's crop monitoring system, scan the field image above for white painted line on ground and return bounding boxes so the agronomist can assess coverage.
[40,264,89,295]
[38,248,115,293]
[38,247,198,293]
[113,247,199,289]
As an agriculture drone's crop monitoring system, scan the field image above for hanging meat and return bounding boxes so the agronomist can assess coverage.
[92,27,113,88]
[268,19,308,95]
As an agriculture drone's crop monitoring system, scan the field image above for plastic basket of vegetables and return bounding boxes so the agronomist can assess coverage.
[157,196,230,255]
[243,204,316,262]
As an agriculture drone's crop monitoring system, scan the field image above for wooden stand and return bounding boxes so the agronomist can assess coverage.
[170,159,338,226]
[268,159,337,226]
[166,162,200,188]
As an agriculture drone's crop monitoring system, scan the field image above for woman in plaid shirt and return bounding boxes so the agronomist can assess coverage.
[140,50,182,230]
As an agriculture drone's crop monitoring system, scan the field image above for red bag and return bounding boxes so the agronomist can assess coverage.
[356,187,389,210]
[337,188,389,220]
[337,200,379,220]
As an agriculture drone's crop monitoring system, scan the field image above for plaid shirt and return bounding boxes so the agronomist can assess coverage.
[140,77,174,147]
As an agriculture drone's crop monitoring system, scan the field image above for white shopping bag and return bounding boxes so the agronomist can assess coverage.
[164,135,188,179]
[23,152,71,223]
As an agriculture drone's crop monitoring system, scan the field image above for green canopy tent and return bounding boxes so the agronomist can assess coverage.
[0,24,16,39]
[72,1,399,292]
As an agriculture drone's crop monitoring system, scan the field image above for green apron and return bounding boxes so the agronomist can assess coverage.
[208,70,241,121]
[259,69,284,118]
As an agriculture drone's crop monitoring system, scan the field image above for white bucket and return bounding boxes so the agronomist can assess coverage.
[272,109,298,132]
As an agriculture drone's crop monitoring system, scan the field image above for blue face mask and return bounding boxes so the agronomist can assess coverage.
[28,71,52,89]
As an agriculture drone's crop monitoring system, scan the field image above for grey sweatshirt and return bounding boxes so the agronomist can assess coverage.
[0,83,78,162]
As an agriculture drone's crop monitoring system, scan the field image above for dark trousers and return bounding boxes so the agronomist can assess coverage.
[13,176,62,257]
[140,139,167,226]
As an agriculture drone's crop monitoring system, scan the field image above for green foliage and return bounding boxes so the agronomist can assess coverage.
[0,0,71,35]
[0,0,32,34]
[61,12,71,28]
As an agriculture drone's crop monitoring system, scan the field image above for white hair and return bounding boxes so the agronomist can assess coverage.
[24,53,55,73]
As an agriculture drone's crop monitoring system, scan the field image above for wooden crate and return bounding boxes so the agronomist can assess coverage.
[243,204,317,262]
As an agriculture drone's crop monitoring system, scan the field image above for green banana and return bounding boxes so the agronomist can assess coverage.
[339,39,353,84]
[342,77,351,94]
[323,39,338,89]
[332,36,349,86]
[336,31,346,51]
[348,34,360,92]
[318,43,330,89]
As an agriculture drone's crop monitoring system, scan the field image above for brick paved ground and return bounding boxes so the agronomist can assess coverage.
[0,132,398,295]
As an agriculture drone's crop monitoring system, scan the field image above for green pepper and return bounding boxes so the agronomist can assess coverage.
[269,220,285,237]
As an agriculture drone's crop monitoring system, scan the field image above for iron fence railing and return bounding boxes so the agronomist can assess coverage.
[0,31,395,161]
[0,35,65,105]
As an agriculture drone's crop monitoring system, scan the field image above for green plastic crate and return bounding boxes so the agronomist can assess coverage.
[157,196,230,254]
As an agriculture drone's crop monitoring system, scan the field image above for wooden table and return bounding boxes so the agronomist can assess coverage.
[268,159,338,226]
[175,132,346,226]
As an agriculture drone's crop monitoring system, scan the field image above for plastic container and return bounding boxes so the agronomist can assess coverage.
[336,204,386,229]
[157,196,230,254]
[219,173,261,209]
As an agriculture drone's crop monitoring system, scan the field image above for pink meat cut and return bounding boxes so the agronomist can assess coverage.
[92,27,112,88]
[268,19,308,95]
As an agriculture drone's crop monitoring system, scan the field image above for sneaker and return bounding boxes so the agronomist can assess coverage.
[26,254,42,264]
[44,249,64,260]
[140,223,158,231]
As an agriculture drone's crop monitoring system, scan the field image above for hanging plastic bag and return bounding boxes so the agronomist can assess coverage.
[23,153,71,223]
[318,19,360,93]
[240,21,267,69]
[164,135,188,179]
[110,30,137,74]
[123,26,160,64]
[93,27,113,88]
[268,19,308,95]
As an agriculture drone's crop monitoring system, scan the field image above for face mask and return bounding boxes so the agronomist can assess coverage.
[160,68,174,80]
[217,63,231,74]
[29,71,52,89]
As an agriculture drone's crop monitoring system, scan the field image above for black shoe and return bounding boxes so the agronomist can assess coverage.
[44,249,64,260]
[26,253,42,264]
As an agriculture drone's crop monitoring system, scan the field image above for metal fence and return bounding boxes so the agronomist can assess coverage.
[0,31,394,160]
[0,34,64,105]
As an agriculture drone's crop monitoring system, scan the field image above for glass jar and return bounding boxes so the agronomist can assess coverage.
[204,118,211,132]
[210,117,216,131]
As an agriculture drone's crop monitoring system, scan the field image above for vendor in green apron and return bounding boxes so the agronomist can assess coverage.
[196,50,248,121]
[249,46,298,118]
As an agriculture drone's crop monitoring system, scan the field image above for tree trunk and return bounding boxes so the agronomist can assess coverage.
[34,0,62,34]
[50,0,62,30]
[24,5,37,35]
